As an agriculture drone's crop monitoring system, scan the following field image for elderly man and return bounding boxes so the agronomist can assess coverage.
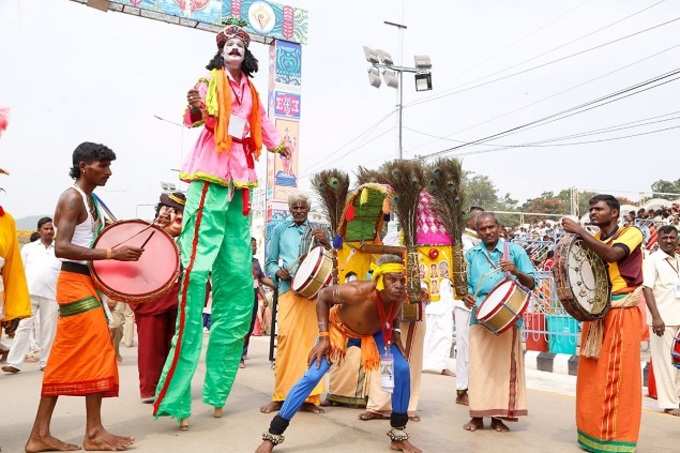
[261,192,329,414]
[562,194,663,453]
[463,212,536,433]
[642,225,678,415]
[3,217,60,374]
[256,255,422,453]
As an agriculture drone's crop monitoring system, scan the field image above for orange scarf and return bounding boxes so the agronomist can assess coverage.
[214,70,263,159]
[328,306,381,371]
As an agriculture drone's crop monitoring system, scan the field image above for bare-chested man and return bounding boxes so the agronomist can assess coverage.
[255,255,422,453]
[25,142,142,452]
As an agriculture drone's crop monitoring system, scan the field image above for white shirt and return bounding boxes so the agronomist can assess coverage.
[643,249,680,326]
[20,240,60,300]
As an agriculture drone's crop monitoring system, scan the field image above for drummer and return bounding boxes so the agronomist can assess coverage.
[261,192,330,414]
[25,142,142,452]
[132,191,185,403]
[462,212,536,433]
[562,194,660,453]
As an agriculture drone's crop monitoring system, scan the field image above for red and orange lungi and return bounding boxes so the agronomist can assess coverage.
[576,299,643,453]
[42,264,118,397]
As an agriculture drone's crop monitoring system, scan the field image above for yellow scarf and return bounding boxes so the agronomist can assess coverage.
[371,263,405,291]
[205,69,264,157]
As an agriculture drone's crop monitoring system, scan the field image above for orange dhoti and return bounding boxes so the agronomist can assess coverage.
[272,291,324,403]
[576,303,643,453]
[42,267,118,397]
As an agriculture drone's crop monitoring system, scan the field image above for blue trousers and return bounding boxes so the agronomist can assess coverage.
[276,331,410,429]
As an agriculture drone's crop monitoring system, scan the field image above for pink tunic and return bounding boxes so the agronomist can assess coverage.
[180,71,280,188]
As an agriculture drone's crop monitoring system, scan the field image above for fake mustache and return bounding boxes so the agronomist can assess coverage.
[227,49,243,57]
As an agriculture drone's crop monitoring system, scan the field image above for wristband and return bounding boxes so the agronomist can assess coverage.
[318,331,329,337]
[393,328,402,334]
[106,248,112,259]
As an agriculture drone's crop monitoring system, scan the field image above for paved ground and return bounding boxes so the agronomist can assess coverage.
[1,336,679,453]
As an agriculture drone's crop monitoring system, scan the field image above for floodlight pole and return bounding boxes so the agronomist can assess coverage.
[384,21,407,159]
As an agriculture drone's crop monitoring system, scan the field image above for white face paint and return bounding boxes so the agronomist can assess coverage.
[222,37,245,67]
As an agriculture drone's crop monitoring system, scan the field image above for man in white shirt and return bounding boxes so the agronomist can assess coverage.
[454,207,483,406]
[2,217,60,373]
[642,224,680,416]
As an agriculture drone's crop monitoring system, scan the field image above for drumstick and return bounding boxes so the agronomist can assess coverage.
[140,231,155,250]
[110,224,154,249]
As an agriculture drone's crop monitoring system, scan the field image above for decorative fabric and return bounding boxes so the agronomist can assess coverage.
[328,305,380,371]
[415,191,451,246]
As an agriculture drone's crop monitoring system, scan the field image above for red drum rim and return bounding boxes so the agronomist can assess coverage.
[89,220,180,304]
[477,279,516,322]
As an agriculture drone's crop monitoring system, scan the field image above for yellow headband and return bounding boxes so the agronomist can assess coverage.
[372,263,405,291]
[168,193,185,207]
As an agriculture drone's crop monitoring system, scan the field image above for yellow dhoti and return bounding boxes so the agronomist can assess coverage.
[272,291,324,404]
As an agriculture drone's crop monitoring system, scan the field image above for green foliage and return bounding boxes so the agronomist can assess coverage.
[650,179,680,200]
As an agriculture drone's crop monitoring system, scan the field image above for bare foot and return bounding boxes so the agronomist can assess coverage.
[25,434,80,452]
[255,440,274,453]
[664,408,680,417]
[2,364,20,374]
[441,369,456,377]
[240,359,246,369]
[300,402,325,414]
[213,407,224,418]
[491,418,510,432]
[463,417,483,432]
[456,390,469,406]
[83,427,134,451]
[260,401,282,414]
[390,439,423,453]
[179,419,190,431]
[358,411,388,421]
[408,414,421,422]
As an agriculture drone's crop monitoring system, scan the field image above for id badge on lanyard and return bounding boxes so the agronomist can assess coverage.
[380,347,395,393]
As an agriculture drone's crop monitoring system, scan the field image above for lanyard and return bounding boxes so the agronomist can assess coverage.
[375,292,398,349]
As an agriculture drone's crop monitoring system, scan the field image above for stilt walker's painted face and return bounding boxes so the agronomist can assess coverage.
[223,38,245,67]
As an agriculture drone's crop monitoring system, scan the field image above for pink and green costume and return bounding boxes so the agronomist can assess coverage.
[153,67,282,420]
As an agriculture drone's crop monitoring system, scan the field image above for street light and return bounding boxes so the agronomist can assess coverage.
[363,24,433,159]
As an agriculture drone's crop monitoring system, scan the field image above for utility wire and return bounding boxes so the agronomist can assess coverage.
[406,110,680,149]
[405,42,680,154]
[300,127,396,178]
[300,110,395,174]
[419,68,680,159]
[453,124,680,158]
[406,7,677,109]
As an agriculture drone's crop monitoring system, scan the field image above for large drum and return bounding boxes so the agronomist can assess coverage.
[292,246,334,299]
[477,279,530,335]
[90,220,180,304]
[672,333,680,370]
[553,233,610,321]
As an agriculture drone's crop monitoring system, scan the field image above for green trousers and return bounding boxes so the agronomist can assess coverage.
[154,181,253,420]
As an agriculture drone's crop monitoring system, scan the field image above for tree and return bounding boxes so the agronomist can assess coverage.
[651,179,680,200]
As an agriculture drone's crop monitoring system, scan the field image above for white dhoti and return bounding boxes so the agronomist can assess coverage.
[454,305,471,391]
[6,296,58,370]
[423,300,453,372]
[650,324,680,410]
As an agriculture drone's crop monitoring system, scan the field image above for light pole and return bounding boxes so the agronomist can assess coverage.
[363,23,433,159]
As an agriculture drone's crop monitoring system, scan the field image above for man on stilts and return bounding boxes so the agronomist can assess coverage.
[153,17,290,430]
